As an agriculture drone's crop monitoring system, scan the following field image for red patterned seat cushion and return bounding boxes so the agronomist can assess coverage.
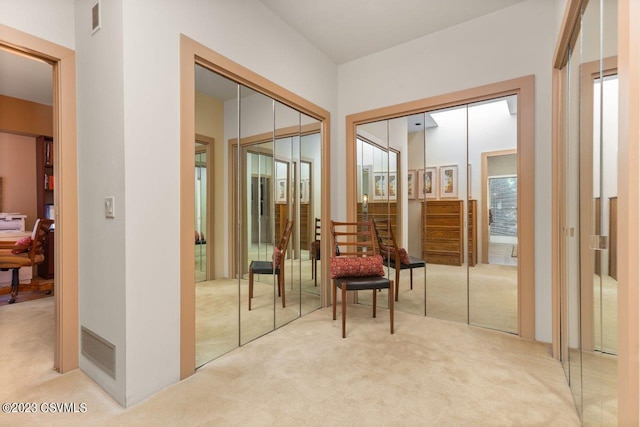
[379,244,411,264]
[11,236,32,254]
[330,255,384,278]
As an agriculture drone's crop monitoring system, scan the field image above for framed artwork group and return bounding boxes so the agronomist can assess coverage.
[408,165,459,200]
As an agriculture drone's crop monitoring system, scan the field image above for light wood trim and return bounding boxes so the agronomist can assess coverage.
[346,75,535,340]
[617,0,640,422]
[480,149,517,265]
[180,37,197,379]
[553,0,587,69]
[180,35,331,379]
[0,24,79,373]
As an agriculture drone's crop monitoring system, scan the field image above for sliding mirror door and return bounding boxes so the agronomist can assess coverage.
[194,65,240,367]
[356,121,391,309]
[300,114,322,316]
[468,96,518,333]
[239,86,276,344]
[579,0,618,423]
[274,101,299,328]
[560,0,618,423]
[424,105,469,324]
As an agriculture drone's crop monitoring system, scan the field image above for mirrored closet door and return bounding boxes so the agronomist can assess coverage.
[352,97,520,335]
[194,64,322,367]
[560,0,618,423]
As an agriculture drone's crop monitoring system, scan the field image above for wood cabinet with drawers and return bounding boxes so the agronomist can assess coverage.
[421,199,477,266]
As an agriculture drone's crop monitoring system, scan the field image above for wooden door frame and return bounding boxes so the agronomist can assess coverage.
[345,75,535,340]
[481,149,517,265]
[0,24,79,373]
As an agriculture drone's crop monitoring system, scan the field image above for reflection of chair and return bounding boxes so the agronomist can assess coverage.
[0,219,53,304]
[330,220,394,338]
[310,217,321,286]
[248,219,294,310]
[373,218,425,302]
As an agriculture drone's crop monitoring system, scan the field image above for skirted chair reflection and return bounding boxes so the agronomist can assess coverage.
[0,219,54,304]
[310,217,321,286]
[330,220,394,338]
[248,219,294,310]
[373,218,426,301]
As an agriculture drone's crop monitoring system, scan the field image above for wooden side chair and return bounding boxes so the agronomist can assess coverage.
[373,218,425,302]
[330,220,394,338]
[248,219,294,310]
[0,219,53,304]
[310,217,321,286]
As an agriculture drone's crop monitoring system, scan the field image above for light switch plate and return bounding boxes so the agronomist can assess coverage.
[105,196,115,218]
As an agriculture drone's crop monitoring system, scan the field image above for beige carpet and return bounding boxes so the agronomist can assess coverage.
[358,262,518,333]
[1,297,581,426]
[196,277,321,367]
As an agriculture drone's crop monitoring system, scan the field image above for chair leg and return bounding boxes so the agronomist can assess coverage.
[389,280,394,334]
[9,268,19,304]
[410,268,414,290]
[314,259,318,287]
[342,284,347,338]
[279,270,286,308]
[248,268,254,311]
[332,280,337,320]
[372,289,377,318]
[395,268,400,302]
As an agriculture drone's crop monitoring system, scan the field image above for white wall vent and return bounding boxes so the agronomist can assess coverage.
[81,326,115,379]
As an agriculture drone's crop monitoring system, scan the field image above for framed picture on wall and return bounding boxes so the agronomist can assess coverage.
[388,172,397,200]
[407,170,417,199]
[373,172,387,200]
[440,164,458,198]
[419,167,437,199]
[276,178,287,203]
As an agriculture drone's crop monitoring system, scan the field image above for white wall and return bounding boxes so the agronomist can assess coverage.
[0,0,75,49]
[75,0,127,405]
[338,0,557,342]
[114,0,336,405]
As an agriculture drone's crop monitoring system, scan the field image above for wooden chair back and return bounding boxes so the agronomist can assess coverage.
[28,219,54,262]
[276,219,294,267]
[372,218,400,265]
[313,217,321,258]
[330,220,378,258]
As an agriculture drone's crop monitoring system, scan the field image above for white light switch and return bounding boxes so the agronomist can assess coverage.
[105,196,115,218]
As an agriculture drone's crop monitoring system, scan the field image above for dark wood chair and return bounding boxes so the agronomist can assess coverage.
[0,219,54,304]
[330,220,394,338]
[310,217,321,286]
[373,218,425,302]
[248,219,294,310]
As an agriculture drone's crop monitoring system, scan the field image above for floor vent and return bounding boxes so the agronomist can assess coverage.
[81,326,116,379]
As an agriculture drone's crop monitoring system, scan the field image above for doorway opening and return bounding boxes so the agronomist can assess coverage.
[0,24,79,374]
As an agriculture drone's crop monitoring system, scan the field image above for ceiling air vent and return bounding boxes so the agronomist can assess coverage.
[92,1,101,35]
